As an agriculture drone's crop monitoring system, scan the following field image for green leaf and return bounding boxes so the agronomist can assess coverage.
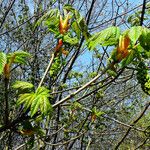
[139,27,150,50]
[17,86,52,117]
[14,51,31,57]
[45,16,59,34]
[92,107,104,117]
[110,48,117,62]
[72,21,81,39]
[17,93,35,107]
[88,26,120,50]
[30,96,41,117]
[39,96,52,115]
[0,52,7,74]
[128,26,143,45]
[24,94,36,111]
[63,34,79,45]
[13,81,33,90]
[36,86,50,95]
[120,50,135,67]
[7,51,31,65]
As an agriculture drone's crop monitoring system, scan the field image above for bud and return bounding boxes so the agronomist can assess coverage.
[116,35,130,62]
[61,48,69,56]
[59,14,70,34]
[55,39,63,52]
[4,64,10,79]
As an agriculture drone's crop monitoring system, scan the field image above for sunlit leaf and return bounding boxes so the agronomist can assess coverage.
[139,27,150,51]
[17,93,35,107]
[72,21,81,39]
[128,26,143,45]
[120,50,135,67]
[88,26,120,50]
[63,34,79,45]
[7,51,31,65]
[13,81,33,89]
[17,86,52,117]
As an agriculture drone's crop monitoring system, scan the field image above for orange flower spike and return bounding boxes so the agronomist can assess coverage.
[59,15,63,34]
[117,36,130,52]
[116,35,130,61]
[59,14,70,34]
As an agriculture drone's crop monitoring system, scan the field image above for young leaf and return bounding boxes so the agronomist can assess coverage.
[120,50,135,67]
[30,87,52,117]
[40,96,52,116]
[17,93,35,107]
[63,4,75,13]
[107,69,117,77]
[14,51,31,57]
[7,51,31,65]
[139,27,150,51]
[36,86,50,95]
[0,52,7,74]
[45,16,59,34]
[88,26,120,50]
[63,34,79,45]
[72,21,81,39]
[128,26,143,45]
[13,81,33,90]
[17,87,52,117]
[30,96,41,117]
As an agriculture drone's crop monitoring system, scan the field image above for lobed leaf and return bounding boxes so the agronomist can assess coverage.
[139,27,150,51]
[88,26,120,50]
[7,51,31,65]
[17,87,52,117]
[63,34,79,45]
[17,93,35,107]
[128,26,143,45]
[13,81,33,90]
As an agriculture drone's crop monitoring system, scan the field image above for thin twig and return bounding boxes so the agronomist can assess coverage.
[52,66,109,108]
[86,138,92,150]
[0,0,16,29]
[37,53,54,89]
[44,131,86,146]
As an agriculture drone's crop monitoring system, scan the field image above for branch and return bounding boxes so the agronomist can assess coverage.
[140,0,147,26]
[52,66,109,108]
[89,2,149,30]
[0,0,16,29]
[103,115,145,133]
[37,53,54,89]
[44,131,86,146]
